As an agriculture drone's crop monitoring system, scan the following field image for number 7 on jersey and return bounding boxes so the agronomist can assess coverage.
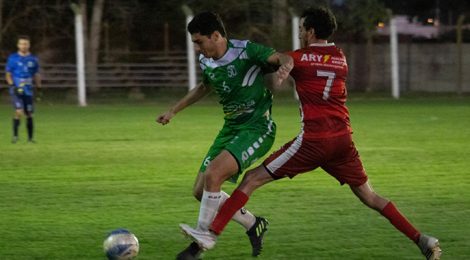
[317,70,336,100]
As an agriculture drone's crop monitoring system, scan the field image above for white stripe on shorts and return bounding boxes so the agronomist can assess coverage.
[266,130,304,174]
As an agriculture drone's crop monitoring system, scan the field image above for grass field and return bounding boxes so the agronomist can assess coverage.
[0,95,469,259]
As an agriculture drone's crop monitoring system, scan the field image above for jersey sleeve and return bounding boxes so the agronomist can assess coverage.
[245,41,276,67]
[5,55,14,73]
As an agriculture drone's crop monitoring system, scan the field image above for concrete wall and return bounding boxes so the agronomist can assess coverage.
[340,43,470,93]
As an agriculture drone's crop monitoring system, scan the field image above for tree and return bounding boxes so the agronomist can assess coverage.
[334,0,388,91]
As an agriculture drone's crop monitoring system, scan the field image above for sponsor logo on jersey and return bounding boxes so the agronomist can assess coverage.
[300,53,334,64]
[301,53,325,62]
[300,53,345,68]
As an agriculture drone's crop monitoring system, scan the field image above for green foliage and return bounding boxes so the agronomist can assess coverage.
[335,0,388,40]
[0,96,469,259]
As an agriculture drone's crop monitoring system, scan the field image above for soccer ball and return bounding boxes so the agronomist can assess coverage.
[103,229,139,260]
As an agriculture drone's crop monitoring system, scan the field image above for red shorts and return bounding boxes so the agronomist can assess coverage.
[263,133,368,186]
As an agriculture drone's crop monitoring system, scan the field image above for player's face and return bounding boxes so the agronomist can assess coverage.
[17,39,30,54]
[191,32,218,58]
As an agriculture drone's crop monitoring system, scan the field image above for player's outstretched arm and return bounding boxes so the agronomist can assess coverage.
[267,52,294,88]
[5,72,14,86]
[156,82,211,125]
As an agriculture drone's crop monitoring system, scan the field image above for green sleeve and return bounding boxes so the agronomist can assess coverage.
[245,41,276,66]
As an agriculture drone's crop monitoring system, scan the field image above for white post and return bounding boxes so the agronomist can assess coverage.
[390,17,400,99]
[71,3,87,106]
[290,9,300,100]
[291,16,300,50]
[182,5,196,91]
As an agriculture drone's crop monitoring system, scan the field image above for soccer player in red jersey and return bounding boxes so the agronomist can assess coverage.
[182,6,442,260]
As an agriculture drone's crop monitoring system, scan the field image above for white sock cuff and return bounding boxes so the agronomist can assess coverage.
[202,190,221,200]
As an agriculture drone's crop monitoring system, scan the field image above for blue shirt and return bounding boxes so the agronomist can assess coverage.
[6,52,40,96]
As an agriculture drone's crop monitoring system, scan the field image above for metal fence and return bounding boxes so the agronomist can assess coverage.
[0,54,189,89]
[1,43,469,94]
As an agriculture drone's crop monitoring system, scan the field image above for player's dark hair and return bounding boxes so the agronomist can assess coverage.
[17,35,30,41]
[188,11,227,37]
[301,7,337,40]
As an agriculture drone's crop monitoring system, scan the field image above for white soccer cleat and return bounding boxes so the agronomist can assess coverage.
[418,234,442,260]
[180,224,217,251]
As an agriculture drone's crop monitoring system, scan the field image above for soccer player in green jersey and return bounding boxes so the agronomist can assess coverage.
[156,11,293,259]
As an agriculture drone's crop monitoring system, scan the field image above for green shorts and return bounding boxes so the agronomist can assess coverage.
[199,116,276,183]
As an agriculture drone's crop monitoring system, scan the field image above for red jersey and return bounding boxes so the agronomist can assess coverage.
[288,43,351,140]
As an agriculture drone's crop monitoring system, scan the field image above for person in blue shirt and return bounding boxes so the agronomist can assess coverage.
[5,35,41,143]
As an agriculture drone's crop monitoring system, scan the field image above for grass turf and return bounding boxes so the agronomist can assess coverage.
[0,95,469,259]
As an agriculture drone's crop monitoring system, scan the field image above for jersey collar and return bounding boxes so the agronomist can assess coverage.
[200,40,246,69]
[308,42,335,47]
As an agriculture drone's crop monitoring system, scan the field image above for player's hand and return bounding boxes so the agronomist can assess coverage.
[156,110,175,125]
[274,62,293,87]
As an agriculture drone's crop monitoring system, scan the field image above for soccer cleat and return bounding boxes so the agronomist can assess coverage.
[418,234,442,260]
[180,224,217,251]
[27,138,35,143]
[176,242,202,260]
[246,216,269,256]
[11,136,18,143]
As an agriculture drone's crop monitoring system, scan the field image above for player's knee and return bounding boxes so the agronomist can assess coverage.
[203,169,224,189]
[242,170,263,188]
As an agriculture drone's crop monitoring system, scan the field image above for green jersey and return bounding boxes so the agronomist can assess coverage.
[200,39,276,127]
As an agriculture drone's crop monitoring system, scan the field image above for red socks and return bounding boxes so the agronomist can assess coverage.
[210,189,249,235]
[211,193,421,243]
[381,201,421,243]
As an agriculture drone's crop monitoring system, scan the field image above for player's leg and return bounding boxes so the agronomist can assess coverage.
[350,182,441,259]
[178,169,260,260]
[179,150,238,257]
[211,165,274,234]
[350,181,422,241]
[191,171,256,229]
[12,109,23,143]
[185,135,317,251]
[11,95,23,143]
[24,96,34,142]
[181,119,276,253]
[196,150,238,230]
[180,165,274,252]
[323,134,422,242]
[325,134,441,259]
[192,172,205,201]
[195,118,276,231]
[207,136,315,253]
